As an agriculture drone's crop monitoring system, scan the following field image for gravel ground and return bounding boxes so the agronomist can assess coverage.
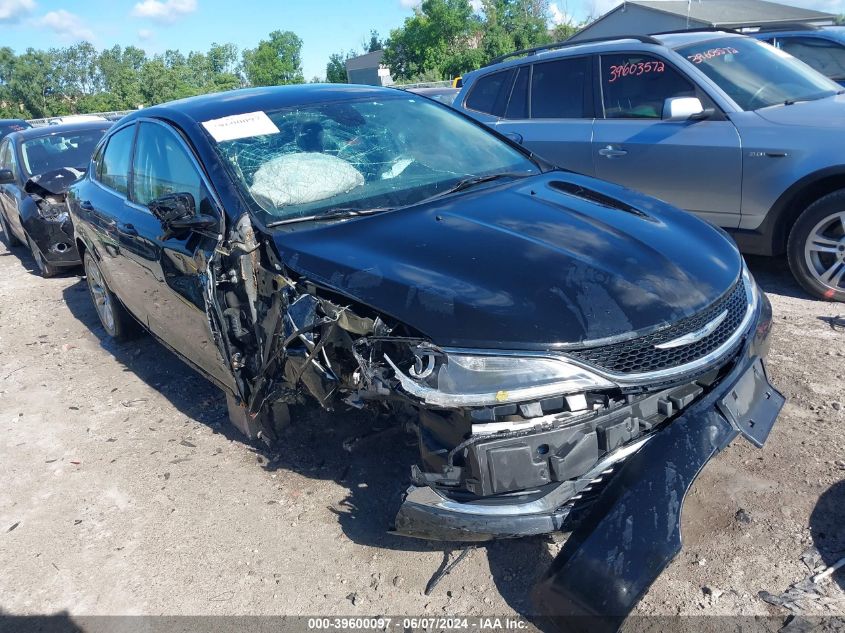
[0,237,843,626]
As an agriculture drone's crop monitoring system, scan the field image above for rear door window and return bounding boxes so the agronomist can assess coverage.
[99,125,135,195]
[465,69,514,116]
[600,53,696,119]
[530,57,591,119]
[504,66,529,119]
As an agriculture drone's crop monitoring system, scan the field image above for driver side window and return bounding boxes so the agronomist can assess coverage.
[131,122,205,211]
[601,54,696,119]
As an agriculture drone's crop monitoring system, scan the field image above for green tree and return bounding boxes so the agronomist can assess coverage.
[383,0,484,81]
[481,0,551,61]
[326,52,348,83]
[365,30,383,52]
[242,30,304,86]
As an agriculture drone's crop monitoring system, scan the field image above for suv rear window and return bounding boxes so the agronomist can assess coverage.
[600,53,695,119]
[465,69,514,116]
[530,57,591,118]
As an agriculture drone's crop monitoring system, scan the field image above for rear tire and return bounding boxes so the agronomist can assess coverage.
[0,212,22,248]
[83,251,139,341]
[787,190,845,302]
[27,236,60,278]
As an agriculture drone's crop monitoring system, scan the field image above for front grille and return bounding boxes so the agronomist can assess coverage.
[567,279,748,374]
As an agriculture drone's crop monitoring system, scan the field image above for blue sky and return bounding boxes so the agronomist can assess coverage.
[0,0,843,80]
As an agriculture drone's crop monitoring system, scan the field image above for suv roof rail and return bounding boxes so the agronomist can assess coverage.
[742,22,822,33]
[487,34,662,66]
[651,27,739,36]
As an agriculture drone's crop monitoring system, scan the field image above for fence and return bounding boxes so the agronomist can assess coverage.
[26,110,138,127]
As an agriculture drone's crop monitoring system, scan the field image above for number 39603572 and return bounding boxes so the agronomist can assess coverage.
[608,60,665,83]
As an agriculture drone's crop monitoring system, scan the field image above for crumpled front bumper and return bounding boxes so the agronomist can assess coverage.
[395,293,783,629]
[394,294,778,543]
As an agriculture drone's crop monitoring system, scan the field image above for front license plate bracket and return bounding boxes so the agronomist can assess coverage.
[718,359,784,448]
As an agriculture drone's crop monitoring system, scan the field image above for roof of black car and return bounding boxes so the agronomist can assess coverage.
[127,84,402,124]
[11,120,111,141]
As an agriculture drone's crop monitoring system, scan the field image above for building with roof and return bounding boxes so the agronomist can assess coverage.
[344,50,394,86]
[569,0,836,41]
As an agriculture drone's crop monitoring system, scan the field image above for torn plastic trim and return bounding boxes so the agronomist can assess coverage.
[401,434,650,520]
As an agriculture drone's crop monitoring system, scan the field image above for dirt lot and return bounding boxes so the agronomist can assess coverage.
[0,237,843,625]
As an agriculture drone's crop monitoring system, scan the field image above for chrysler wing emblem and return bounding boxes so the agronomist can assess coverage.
[654,310,728,350]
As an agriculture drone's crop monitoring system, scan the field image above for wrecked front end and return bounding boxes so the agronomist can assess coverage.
[209,218,782,546]
[22,168,85,266]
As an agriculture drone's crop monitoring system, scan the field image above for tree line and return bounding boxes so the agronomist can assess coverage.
[0,30,304,119]
[1,0,577,119]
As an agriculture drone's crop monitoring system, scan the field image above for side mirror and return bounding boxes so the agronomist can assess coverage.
[148,192,218,238]
[663,97,712,121]
[0,168,15,185]
[148,192,196,225]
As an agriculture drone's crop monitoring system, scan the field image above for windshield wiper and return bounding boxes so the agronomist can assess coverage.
[413,171,534,207]
[266,206,393,228]
[265,172,533,228]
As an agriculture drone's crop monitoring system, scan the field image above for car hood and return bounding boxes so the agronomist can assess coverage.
[270,172,742,350]
[754,93,845,127]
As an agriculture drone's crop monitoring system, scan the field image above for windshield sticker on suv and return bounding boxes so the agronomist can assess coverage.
[202,111,280,142]
[686,47,739,65]
[607,61,665,83]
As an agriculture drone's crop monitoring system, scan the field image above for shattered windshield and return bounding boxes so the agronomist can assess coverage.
[206,95,539,225]
[676,37,840,110]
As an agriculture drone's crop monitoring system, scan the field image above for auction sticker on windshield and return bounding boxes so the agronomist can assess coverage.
[202,110,280,142]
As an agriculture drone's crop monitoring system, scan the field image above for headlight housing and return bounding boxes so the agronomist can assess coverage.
[384,348,614,408]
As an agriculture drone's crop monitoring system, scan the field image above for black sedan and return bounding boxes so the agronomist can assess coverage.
[0,122,110,276]
[67,85,783,624]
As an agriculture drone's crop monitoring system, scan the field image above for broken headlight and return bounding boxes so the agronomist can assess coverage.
[385,349,614,408]
[37,202,69,223]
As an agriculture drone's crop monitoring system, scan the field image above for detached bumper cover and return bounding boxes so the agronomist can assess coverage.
[532,314,783,633]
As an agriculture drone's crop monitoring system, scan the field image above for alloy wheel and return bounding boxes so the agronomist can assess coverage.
[86,259,115,333]
[803,211,845,296]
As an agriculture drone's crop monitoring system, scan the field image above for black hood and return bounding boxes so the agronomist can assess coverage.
[270,172,742,350]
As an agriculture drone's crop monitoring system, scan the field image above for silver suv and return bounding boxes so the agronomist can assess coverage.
[454,31,845,301]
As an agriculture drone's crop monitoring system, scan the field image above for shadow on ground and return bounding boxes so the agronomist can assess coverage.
[810,480,845,591]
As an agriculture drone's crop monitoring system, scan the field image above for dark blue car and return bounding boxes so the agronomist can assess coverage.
[752,25,845,85]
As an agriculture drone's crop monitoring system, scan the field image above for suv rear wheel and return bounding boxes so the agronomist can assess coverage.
[788,190,845,302]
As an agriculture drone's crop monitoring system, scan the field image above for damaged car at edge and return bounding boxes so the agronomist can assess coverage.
[67,85,784,623]
[0,122,111,276]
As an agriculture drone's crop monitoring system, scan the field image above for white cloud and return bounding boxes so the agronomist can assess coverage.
[549,2,570,25]
[780,0,845,12]
[132,0,197,23]
[399,0,420,7]
[36,9,95,41]
[0,0,35,23]
[138,28,154,40]
[469,0,483,11]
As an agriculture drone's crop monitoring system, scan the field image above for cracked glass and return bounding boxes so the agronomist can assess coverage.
[208,94,539,225]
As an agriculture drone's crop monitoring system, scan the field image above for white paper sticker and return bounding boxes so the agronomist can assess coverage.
[201,111,280,142]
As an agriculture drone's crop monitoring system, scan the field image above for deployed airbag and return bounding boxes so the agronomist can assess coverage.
[249,152,364,209]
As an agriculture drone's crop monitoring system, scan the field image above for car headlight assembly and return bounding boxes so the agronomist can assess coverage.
[384,348,615,408]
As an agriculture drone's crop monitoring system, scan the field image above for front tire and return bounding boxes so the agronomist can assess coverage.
[27,236,60,278]
[788,190,845,302]
[83,251,139,341]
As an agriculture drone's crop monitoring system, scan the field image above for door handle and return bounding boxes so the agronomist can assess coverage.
[598,146,628,158]
[79,200,94,211]
[119,223,138,237]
